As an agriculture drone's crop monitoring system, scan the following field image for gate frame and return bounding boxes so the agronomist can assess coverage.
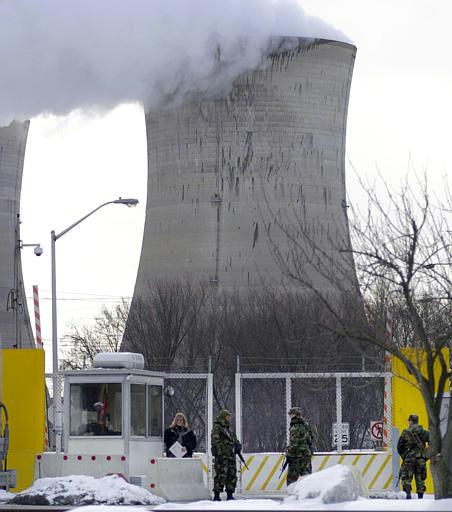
[164,370,213,490]
[235,368,391,452]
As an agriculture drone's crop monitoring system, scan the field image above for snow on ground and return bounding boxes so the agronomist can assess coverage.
[153,465,452,511]
[4,465,452,510]
[0,489,15,503]
[72,507,149,512]
[8,474,165,506]
[153,497,452,510]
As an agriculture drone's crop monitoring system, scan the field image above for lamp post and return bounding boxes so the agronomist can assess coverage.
[51,197,138,452]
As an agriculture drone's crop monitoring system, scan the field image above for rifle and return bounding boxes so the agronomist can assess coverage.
[278,457,289,479]
[396,467,402,489]
[411,431,429,460]
[234,444,249,470]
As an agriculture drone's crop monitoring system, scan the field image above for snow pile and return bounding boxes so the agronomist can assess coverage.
[8,474,165,506]
[284,464,368,505]
[0,489,15,503]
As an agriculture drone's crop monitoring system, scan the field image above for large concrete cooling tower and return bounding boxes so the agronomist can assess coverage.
[133,37,356,294]
[0,121,35,348]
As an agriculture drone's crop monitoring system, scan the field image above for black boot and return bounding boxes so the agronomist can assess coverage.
[226,491,235,500]
[417,493,424,499]
[405,491,412,500]
[213,491,221,501]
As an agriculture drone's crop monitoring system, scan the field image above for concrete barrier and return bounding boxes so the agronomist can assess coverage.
[149,457,211,501]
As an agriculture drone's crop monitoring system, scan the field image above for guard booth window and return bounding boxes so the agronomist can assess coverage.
[147,385,163,437]
[131,384,146,436]
[70,383,122,436]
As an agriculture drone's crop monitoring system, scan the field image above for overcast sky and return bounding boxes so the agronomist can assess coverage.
[11,0,451,371]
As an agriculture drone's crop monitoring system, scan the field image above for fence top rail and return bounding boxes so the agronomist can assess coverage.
[165,373,212,379]
[239,372,389,379]
[46,372,213,379]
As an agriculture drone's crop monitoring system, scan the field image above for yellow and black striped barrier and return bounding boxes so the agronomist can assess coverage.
[199,451,393,496]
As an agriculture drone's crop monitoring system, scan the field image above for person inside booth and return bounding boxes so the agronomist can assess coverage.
[92,385,111,435]
[70,382,122,436]
[93,401,109,434]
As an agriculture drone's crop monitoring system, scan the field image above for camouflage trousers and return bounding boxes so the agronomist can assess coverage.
[401,457,427,493]
[213,457,237,493]
[287,457,312,486]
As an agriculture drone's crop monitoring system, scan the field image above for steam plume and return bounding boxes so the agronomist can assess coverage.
[0,0,349,124]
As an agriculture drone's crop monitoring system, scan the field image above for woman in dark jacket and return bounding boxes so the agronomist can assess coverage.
[164,412,197,458]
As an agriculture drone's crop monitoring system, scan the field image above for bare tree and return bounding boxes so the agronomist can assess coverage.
[122,277,209,371]
[269,173,452,498]
[60,299,129,369]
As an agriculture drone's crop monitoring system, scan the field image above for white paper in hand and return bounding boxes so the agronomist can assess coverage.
[169,441,186,458]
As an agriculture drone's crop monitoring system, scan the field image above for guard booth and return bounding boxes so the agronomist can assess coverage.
[35,353,210,501]
[64,353,164,471]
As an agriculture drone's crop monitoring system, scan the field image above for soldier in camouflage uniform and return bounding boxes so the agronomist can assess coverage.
[397,414,430,499]
[285,406,314,485]
[211,409,241,501]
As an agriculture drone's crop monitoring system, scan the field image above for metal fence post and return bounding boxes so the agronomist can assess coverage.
[207,366,213,494]
[383,314,393,449]
[54,372,63,454]
[235,356,242,443]
[392,427,400,491]
[235,355,243,494]
[336,376,342,452]
[285,377,292,445]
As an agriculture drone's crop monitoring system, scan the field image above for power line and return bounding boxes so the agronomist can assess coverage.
[27,296,131,302]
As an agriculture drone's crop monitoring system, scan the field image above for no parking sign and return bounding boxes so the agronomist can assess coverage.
[370,420,383,441]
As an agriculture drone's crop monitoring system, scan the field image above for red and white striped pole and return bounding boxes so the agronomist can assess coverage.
[33,284,49,447]
[33,284,43,348]
[383,313,393,449]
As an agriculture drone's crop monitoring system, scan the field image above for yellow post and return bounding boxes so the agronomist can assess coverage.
[392,347,450,495]
[1,349,46,491]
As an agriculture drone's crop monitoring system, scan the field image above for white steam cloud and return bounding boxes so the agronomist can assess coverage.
[0,0,349,125]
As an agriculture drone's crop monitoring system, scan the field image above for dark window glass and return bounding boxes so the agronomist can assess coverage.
[70,382,122,436]
[131,384,146,436]
[147,385,163,436]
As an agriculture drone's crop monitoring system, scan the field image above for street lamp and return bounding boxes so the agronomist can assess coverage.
[51,197,138,451]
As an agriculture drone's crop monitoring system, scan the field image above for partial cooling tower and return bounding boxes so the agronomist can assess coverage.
[0,121,35,348]
[133,38,357,295]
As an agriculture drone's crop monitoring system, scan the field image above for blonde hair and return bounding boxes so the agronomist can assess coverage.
[170,412,188,429]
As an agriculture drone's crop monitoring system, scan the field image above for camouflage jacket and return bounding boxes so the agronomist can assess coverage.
[211,418,240,460]
[286,416,314,459]
[397,424,429,460]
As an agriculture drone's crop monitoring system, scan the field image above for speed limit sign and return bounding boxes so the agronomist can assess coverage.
[332,423,349,446]
[370,421,383,441]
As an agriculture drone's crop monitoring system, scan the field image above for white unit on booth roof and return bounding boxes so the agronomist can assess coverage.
[92,352,145,369]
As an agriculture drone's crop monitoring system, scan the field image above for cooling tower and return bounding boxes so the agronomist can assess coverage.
[133,38,357,294]
[0,120,35,348]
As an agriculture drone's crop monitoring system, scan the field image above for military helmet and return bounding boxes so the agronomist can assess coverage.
[288,406,302,417]
[218,409,232,421]
[408,414,419,423]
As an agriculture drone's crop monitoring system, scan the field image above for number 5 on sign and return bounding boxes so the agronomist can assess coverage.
[332,423,349,446]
